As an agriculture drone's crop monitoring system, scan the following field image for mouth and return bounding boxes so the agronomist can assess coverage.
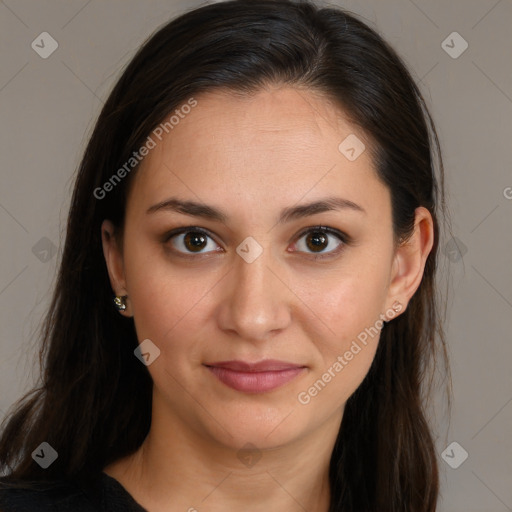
[203,359,307,393]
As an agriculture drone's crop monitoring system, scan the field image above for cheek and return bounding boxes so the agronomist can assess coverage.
[128,269,210,345]
[296,282,383,411]
[298,338,379,415]
[292,258,388,405]
[293,255,390,341]
[122,239,205,344]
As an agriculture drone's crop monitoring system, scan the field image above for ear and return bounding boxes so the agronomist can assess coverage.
[385,206,435,317]
[101,219,132,317]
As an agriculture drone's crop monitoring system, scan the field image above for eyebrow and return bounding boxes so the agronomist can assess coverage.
[146,196,366,223]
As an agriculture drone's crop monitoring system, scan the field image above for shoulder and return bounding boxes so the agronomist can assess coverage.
[0,478,99,512]
[0,472,148,512]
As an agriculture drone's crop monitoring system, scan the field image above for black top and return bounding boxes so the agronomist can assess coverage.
[0,471,148,512]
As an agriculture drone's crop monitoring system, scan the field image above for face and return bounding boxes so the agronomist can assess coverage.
[102,85,428,452]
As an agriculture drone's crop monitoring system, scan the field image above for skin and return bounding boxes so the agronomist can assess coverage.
[101,85,434,512]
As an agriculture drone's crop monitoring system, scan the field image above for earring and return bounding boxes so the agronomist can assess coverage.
[383,299,403,323]
[113,295,128,312]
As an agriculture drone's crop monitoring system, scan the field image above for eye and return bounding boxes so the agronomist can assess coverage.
[164,227,222,257]
[291,226,348,259]
[163,225,350,260]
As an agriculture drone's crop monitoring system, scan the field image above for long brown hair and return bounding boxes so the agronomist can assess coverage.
[0,1,451,510]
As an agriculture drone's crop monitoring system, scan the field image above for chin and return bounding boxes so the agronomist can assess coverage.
[204,402,309,450]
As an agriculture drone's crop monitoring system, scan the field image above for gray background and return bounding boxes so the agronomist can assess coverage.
[1,0,511,510]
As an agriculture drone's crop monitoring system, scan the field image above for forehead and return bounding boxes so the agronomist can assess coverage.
[126,85,389,221]
[153,85,359,154]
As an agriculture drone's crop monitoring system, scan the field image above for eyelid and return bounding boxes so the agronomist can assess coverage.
[162,226,219,245]
[293,225,350,244]
[162,225,351,259]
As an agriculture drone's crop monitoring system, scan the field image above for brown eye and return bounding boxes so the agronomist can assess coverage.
[166,228,221,255]
[293,227,347,258]
[183,231,208,252]
[163,225,349,260]
[305,231,329,252]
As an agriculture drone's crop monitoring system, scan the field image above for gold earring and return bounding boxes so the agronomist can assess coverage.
[113,295,128,312]
[383,300,403,323]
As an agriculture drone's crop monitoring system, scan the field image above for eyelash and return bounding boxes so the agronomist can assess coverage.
[162,225,351,261]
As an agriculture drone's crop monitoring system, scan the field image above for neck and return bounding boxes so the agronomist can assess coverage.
[104,406,342,512]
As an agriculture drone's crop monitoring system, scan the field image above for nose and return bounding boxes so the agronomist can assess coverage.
[216,244,292,342]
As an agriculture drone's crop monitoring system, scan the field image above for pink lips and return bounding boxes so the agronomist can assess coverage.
[204,359,307,393]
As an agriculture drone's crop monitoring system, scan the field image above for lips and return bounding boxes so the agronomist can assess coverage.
[204,359,307,393]
[205,359,305,372]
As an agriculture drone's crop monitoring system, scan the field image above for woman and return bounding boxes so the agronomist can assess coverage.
[0,0,451,510]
